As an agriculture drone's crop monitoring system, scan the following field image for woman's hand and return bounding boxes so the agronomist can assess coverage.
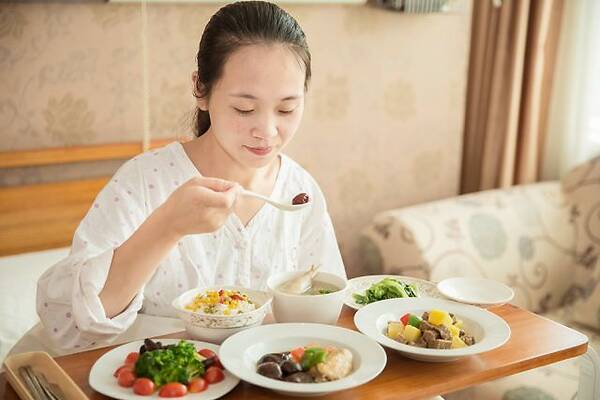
[100,176,239,317]
[160,176,240,236]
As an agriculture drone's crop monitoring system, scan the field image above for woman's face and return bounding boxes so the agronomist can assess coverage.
[196,43,306,169]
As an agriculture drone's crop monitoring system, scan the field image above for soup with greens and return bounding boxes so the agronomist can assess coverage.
[278,280,339,295]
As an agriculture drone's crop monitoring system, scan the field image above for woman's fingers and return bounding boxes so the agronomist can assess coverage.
[193,185,238,209]
[190,176,238,192]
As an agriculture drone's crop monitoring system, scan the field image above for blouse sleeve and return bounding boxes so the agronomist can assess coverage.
[296,178,347,279]
[36,158,150,350]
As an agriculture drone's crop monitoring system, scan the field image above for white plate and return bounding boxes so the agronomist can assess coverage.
[89,339,239,400]
[219,323,387,396]
[437,277,515,306]
[354,298,511,362]
[344,274,444,310]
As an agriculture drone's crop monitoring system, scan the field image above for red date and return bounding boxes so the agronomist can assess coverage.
[292,193,309,205]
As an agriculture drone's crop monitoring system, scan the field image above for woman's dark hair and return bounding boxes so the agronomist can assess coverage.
[193,1,311,137]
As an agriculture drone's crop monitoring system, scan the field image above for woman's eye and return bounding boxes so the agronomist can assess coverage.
[234,108,254,115]
[279,109,295,114]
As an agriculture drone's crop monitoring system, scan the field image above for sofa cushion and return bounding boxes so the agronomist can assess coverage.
[360,182,576,313]
[561,156,600,330]
[0,248,69,364]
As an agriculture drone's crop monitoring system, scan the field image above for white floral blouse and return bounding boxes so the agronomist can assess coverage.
[36,142,346,350]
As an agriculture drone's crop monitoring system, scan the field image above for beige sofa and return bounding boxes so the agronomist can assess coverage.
[360,157,600,400]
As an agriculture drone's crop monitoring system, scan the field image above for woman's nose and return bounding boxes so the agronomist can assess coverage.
[252,114,278,139]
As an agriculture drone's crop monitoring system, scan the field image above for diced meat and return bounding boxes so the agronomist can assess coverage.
[462,334,476,346]
[432,339,452,349]
[394,336,408,345]
[434,324,452,340]
[420,320,437,332]
[422,330,438,347]
[449,313,457,324]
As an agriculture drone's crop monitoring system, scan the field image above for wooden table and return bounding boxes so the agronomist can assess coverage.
[0,304,589,400]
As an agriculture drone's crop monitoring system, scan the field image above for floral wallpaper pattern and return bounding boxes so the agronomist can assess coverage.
[0,1,472,277]
[0,6,25,40]
[383,79,417,121]
[44,94,96,145]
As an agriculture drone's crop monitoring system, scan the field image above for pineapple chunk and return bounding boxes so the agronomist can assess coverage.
[451,335,467,349]
[387,321,405,340]
[428,309,453,327]
[454,319,464,329]
[449,324,461,337]
[403,325,422,342]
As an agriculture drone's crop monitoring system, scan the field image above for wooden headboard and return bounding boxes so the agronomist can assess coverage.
[0,140,173,256]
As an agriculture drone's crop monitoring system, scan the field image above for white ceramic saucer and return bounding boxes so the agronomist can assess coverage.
[436,277,514,306]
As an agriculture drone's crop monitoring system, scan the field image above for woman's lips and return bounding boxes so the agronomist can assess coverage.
[244,146,273,156]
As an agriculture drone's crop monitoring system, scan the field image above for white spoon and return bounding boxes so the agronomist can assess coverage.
[239,189,310,212]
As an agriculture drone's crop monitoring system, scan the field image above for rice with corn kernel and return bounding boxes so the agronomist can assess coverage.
[185,289,256,316]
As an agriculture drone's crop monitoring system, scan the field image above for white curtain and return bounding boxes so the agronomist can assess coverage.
[542,0,600,179]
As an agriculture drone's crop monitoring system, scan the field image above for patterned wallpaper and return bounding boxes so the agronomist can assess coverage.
[0,1,472,276]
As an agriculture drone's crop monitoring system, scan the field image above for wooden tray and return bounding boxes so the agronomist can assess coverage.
[3,351,88,400]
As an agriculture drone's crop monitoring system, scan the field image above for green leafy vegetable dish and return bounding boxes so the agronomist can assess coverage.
[352,278,419,305]
[135,340,205,386]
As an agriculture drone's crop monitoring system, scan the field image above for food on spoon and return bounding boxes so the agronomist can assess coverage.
[353,278,419,305]
[292,193,310,205]
[386,309,475,349]
[256,345,353,383]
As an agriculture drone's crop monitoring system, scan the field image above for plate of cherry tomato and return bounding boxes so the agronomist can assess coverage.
[89,338,239,399]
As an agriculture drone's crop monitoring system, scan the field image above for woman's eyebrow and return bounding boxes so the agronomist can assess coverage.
[229,93,301,101]
[229,93,256,99]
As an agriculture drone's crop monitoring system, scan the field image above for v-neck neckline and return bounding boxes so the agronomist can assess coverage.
[173,141,289,234]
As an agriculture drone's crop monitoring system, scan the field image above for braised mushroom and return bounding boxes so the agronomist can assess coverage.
[280,359,302,375]
[284,372,314,383]
[257,362,283,380]
[258,353,287,365]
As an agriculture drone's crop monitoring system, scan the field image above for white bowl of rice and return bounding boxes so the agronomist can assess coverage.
[172,286,272,334]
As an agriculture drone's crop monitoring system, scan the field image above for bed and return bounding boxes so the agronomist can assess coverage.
[0,139,171,363]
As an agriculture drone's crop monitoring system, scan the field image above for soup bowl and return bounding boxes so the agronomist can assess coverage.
[266,270,348,325]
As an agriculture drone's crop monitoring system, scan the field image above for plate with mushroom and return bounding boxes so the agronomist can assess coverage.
[218,323,386,396]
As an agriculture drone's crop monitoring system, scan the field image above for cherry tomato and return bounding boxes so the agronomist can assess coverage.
[198,348,216,359]
[159,382,187,398]
[211,355,224,370]
[113,364,133,378]
[125,352,140,365]
[187,377,208,393]
[290,347,305,363]
[204,366,225,384]
[117,370,136,388]
[133,378,154,396]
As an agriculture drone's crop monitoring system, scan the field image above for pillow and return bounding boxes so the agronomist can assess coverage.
[561,156,600,329]
[0,247,69,364]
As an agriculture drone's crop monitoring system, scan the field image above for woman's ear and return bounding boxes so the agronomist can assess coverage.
[192,71,208,111]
